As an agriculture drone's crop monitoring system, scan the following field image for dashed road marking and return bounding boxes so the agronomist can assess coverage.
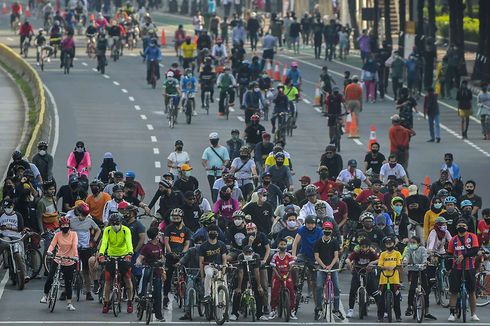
[134,105,141,110]
[153,148,160,154]
[140,114,147,120]
[303,98,311,104]
[353,139,363,146]
[147,124,154,130]
[121,88,128,93]
[237,116,245,122]
[81,62,88,66]
[113,81,120,85]
[150,136,157,142]
[159,63,164,68]
[154,176,161,183]
[155,161,161,168]
[6,37,13,41]
[314,107,322,113]
[129,96,135,101]
[92,68,97,72]
[103,74,110,79]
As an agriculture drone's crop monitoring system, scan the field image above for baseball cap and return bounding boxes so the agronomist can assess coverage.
[299,176,311,183]
[391,114,401,122]
[408,185,418,196]
[243,245,253,253]
[348,159,357,167]
[114,171,124,178]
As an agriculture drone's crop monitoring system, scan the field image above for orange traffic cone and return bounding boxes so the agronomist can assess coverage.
[344,113,352,135]
[25,4,31,17]
[348,112,359,138]
[423,176,431,196]
[273,62,280,81]
[281,64,287,83]
[314,84,321,106]
[160,29,166,46]
[193,34,198,46]
[266,60,272,78]
[368,124,377,150]
[2,2,7,14]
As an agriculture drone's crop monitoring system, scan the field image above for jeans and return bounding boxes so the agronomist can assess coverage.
[138,267,163,318]
[315,270,340,311]
[428,114,440,140]
[249,33,258,51]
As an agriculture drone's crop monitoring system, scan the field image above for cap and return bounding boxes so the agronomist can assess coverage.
[304,215,316,224]
[299,176,311,183]
[175,140,184,146]
[114,171,124,178]
[347,159,357,167]
[408,184,418,196]
[352,75,359,80]
[103,152,113,159]
[180,164,192,171]
[261,172,272,178]
[391,114,401,122]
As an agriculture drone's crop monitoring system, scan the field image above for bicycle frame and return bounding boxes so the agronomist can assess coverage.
[318,268,340,321]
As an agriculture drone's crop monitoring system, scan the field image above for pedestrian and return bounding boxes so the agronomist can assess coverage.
[387,51,405,100]
[220,17,229,45]
[357,29,370,64]
[434,56,449,99]
[344,75,362,135]
[456,80,473,139]
[209,12,220,39]
[405,54,419,97]
[423,87,441,143]
[446,45,463,97]
[323,19,337,61]
[476,83,490,140]
[261,31,277,62]
[338,27,348,60]
[193,11,203,36]
[389,114,415,171]
[269,13,283,48]
[246,12,260,51]
[376,41,391,99]
[361,56,378,103]
[300,12,311,47]
[283,12,292,49]
[223,0,231,17]
[311,16,323,59]
[289,16,301,54]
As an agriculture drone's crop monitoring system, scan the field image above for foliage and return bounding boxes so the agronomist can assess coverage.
[435,15,479,43]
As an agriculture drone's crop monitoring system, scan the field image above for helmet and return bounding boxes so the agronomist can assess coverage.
[239,146,250,155]
[38,140,48,149]
[162,172,175,180]
[90,178,101,187]
[112,184,124,192]
[291,61,298,68]
[391,196,404,206]
[171,208,184,217]
[231,129,240,135]
[59,216,70,226]
[360,211,375,222]
[199,212,216,226]
[185,68,192,75]
[283,192,296,201]
[109,213,123,225]
[322,221,334,230]
[436,189,449,198]
[54,20,60,26]
[180,163,192,172]
[166,71,174,78]
[304,215,316,224]
[209,132,219,140]
[159,179,172,189]
[77,202,90,216]
[435,216,447,224]
[305,184,317,197]
[12,150,22,160]
[125,171,136,179]
[43,178,56,190]
[251,114,260,122]
[274,152,285,159]
[232,210,245,219]
[117,201,129,210]
[245,222,257,230]
[460,200,473,208]
[444,196,457,204]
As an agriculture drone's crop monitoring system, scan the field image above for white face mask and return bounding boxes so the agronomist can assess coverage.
[76,147,84,153]
[254,88,260,92]
[234,219,243,226]
[112,225,121,232]
[244,254,253,261]
[287,220,297,228]
[4,207,13,215]
[39,150,47,156]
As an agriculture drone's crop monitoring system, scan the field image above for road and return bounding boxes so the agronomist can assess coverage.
[0,8,490,325]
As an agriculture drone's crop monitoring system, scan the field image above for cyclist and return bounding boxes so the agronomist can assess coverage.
[49,20,63,55]
[199,57,216,108]
[95,31,108,72]
[98,213,134,313]
[19,19,34,55]
[229,147,258,200]
[179,236,204,320]
[441,196,461,235]
[286,61,302,90]
[387,196,410,250]
[214,186,240,230]
[211,37,227,69]
[107,19,123,57]
[325,86,345,143]
[166,142,188,178]
[216,67,237,116]
[34,29,54,66]
[269,238,297,319]
[271,84,289,134]
[244,113,265,147]
[249,55,264,82]
[60,31,75,69]
[225,210,247,257]
[181,36,196,71]
[191,211,225,244]
[119,203,145,280]
[102,184,126,225]
[314,221,343,320]
[135,227,165,322]
[167,62,182,81]
[163,208,192,308]
[242,188,274,233]
[69,201,100,300]
[377,235,403,322]
[283,78,299,128]
[195,188,212,212]
[162,70,181,113]
[230,245,266,321]
[447,219,480,321]
[41,216,79,311]
[143,38,162,84]
[180,68,197,115]
[298,185,334,223]
[181,191,203,232]
[173,164,199,194]
[423,196,446,241]
[351,211,385,251]
[345,238,381,319]
[10,1,21,27]
[230,41,246,76]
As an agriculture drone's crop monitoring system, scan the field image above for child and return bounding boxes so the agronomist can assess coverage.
[402,236,436,320]
[377,235,402,322]
[269,238,297,320]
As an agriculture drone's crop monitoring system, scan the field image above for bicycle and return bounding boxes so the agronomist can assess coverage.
[86,35,96,58]
[433,253,451,307]
[183,267,205,321]
[276,264,298,322]
[406,263,427,323]
[203,263,229,325]
[172,263,186,309]
[237,259,258,321]
[475,248,490,307]
[62,51,72,75]
[182,91,195,125]
[219,87,233,120]
[105,256,126,317]
[455,260,469,323]
[292,259,314,314]
[137,261,164,325]
[287,101,297,137]
[381,269,397,323]
[22,38,30,58]
[317,268,341,322]
[111,37,121,61]
[203,88,211,115]
[47,256,78,312]
[0,233,28,290]
[352,265,371,319]
[274,111,289,145]
[72,256,84,302]
[326,112,346,152]
[24,231,43,279]
[166,94,179,128]
[149,60,159,89]
[262,88,274,121]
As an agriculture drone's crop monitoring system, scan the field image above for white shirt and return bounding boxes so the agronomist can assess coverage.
[379,163,407,184]
[336,168,367,184]
[193,15,203,31]
[212,44,227,58]
[199,198,212,212]
[426,229,452,254]
[167,151,190,177]
[298,200,334,223]
[0,213,22,238]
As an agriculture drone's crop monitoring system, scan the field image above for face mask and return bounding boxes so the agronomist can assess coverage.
[244,254,253,260]
[232,134,239,140]
[389,163,397,168]
[276,161,284,166]
[371,149,379,154]
[254,88,260,92]
[463,208,472,215]
[466,189,474,194]
[279,246,287,252]
[4,207,13,214]
[234,219,243,226]
[176,146,183,151]
[385,245,394,251]
[319,172,329,179]
[61,227,70,233]
[263,180,271,186]
[433,203,443,210]
[208,232,218,240]
[91,187,100,195]
[39,150,47,156]
[287,220,297,228]
[409,244,418,250]
[221,193,231,200]
[457,227,467,234]
[329,196,339,204]
[76,147,84,152]
[240,155,248,160]
[323,230,332,237]
[393,206,403,215]
[112,225,121,232]
[185,171,192,177]
[446,206,455,213]
[439,225,447,232]
[210,139,219,146]
[363,222,373,230]
[247,231,256,237]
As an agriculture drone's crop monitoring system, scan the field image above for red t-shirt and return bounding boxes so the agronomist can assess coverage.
[356,189,384,206]
[348,249,379,266]
[328,200,348,225]
[314,180,337,201]
[477,219,489,247]
[447,232,479,270]
[140,242,164,276]
[270,252,294,276]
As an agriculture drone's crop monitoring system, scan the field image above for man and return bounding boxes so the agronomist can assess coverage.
[298,185,334,224]
[344,75,362,130]
[314,166,337,201]
[216,67,237,115]
[311,16,323,59]
[256,172,283,210]
[142,38,162,84]
[389,114,415,170]
[232,21,246,46]
[199,224,227,302]
[327,189,348,232]
[356,179,384,206]
[181,191,203,232]
[242,188,274,234]
[294,175,311,206]
[246,12,261,51]
[226,129,245,161]
[351,211,385,250]
[173,164,199,194]
[36,180,58,234]
[19,19,34,55]
[387,50,405,100]
[447,219,480,321]
[102,184,126,225]
[459,180,482,220]
[319,145,343,181]
[379,154,409,185]
[57,175,86,213]
[149,179,184,224]
[32,141,53,181]
[124,171,145,201]
[244,114,265,146]
[267,152,293,192]
[363,142,386,176]
[212,171,243,203]
[261,31,277,62]
[120,204,145,280]
[429,170,450,200]
[103,171,124,195]
[85,179,111,227]
[202,132,230,192]
[441,153,461,182]
[7,150,31,178]
[243,87,265,125]
[336,159,371,188]
[254,132,274,177]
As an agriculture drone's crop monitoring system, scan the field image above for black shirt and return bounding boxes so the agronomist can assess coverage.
[244,124,265,145]
[364,152,386,174]
[199,240,227,264]
[182,203,202,232]
[319,153,343,181]
[152,191,184,224]
[289,22,301,37]
[405,194,430,224]
[174,176,199,194]
[225,224,247,249]
[243,231,269,258]
[313,237,340,268]
[164,223,192,254]
[57,185,85,213]
[124,219,146,250]
[352,229,384,249]
[242,202,273,234]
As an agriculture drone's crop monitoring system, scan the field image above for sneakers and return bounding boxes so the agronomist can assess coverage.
[155,315,165,322]
[425,313,437,320]
[259,315,269,321]
[229,313,238,321]
[47,57,51,63]
[40,295,47,303]
[333,310,344,320]
[268,310,278,320]
[471,315,480,321]
[314,308,321,320]
[179,313,191,320]
[127,301,133,313]
[86,292,94,301]
[396,317,402,322]
[290,311,298,320]
[66,304,76,311]
[448,314,456,322]
[405,307,413,316]
[346,309,354,318]
[102,302,109,313]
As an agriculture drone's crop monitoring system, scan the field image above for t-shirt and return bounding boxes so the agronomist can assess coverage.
[202,146,230,176]
[275,227,298,250]
[477,219,489,247]
[0,212,24,238]
[378,250,402,284]
[459,194,483,217]
[225,225,247,249]
[242,202,273,234]
[270,252,294,275]
[379,163,407,184]
[124,219,146,251]
[167,151,190,176]
[199,240,227,264]
[69,216,99,248]
[348,249,379,266]
[447,233,479,270]
[231,158,256,186]
[174,176,199,194]
[85,192,111,224]
[329,200,348,225]
[182,203,202,232]
[244,232,269,258]
[297,226,323,260]
[313,237,340,268]
[181,42,196,58]
[364,152,386,174]
[164,224,192,254]
[140,242,164,276]
[336,168,367,184]
[57,186,85,212]
[405,194,430,224]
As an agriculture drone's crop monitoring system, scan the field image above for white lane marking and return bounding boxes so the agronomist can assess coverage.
[155,161,161,168]
[303,98,311,104]
[151,136,157,142]
[6,37,13,41]
[0,322,472,325]
[134,105,141,110]
[103,74,110,79]
[121,88,128,93]
[152,110,165,115]
[154,176,161,183]
[146,124,154,130]
[92,68,97,72]
[229,107,235,112]
[43,85,59,157]
[237,116,245,122]
[81,62,88,66]
[129,96,135,102]
[140,114,147,120]
[113,81,120,86]
[314,107,322,113]
[159,63,164,68]
[0,269,9,300]
[153,148,160,154]
[353,138,363,146]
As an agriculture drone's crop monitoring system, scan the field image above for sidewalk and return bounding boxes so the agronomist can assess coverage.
[0,68,25,180]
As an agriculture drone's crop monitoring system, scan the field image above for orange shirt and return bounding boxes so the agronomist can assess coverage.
[48,231,78,266]
[389,124,412,153]
[86,192,111,223]
[344,83,362,101]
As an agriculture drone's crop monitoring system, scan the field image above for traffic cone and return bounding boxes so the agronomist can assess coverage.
[2,2,7,14]
[367,124,377,150]
[344,112,352,135]
[348,112,359,138]
[25,4,31,17]
[314,84,321,106]
[423,176,431,196]
[160,29,166,46]
[273,62,280,81]
[193,34,198,46]
[266,60,272,78]
[281,64,287,83]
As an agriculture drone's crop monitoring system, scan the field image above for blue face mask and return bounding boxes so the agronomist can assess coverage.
[393,206,402,215]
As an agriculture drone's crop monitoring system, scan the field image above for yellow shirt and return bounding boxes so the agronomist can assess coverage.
[423,209,445,241]
[378,250,402,285]
[264,155,290,168]
[181,43,196,58]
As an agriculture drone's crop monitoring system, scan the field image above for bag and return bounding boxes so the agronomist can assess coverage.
[210,146,226,164]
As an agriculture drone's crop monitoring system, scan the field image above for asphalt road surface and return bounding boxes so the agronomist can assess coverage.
[1,9,490,325]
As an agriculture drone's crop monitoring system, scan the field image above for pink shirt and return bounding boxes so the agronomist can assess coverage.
[48,231,78,266]
[66,151,91,179]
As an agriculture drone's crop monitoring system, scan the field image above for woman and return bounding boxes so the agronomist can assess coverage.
[423,198,446,242]
[361,57,378,103]
[40,216,79,311]
[456,80,473,139]
[66,141,91,180]
[477,83,490,140]
[167,140,190,178]
[213,186,239,230]
[97,152,117,184]
[229,146,257,200]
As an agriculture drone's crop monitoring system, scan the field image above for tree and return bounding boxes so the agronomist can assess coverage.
[348,0,360,46]
[383,0,392,46]
[424,0,437,89]
[448,0,466,75]
[471,0,490,82]
[415,0,425,51]
[398,0,406,56]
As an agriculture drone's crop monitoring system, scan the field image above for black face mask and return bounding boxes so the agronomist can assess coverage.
[466,189,475,194]
[276,161,284,166]
[278,246,287,252]
[371,149,379,154]
[208,232,218,240]
[363,222,373,230]
[176,146,183,151]
[240,155,248,160]
[457,227,467,234]
[91,187,100,194]
[323,230,332,237]
[210,139,219,146]
[61,227,70,233]
[385,245,394,251]
[263,180,271,186]
[70,184,78,191]
[221,193,231,200]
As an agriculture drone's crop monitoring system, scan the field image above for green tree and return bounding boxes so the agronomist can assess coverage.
[471,0,490,82]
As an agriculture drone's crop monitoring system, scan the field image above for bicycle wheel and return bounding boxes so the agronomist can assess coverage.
[145,299,152,325]
[74,272,82,301]
[440,273,451,308]
[282,289,290,322]
[358,287,366,319]
[415,292,425,323]
[326,282,333,322]
[25,248,42,279]
[112,289,120,317]
[49,284,58,312]
[178,281,186,308]
[186,100,192,124]
[385,290,393,323]
[461,290,467,323]
[137,298,145,320]
[214,284,229,325]
[294,267,305,313]
[188,288,196,321]
[250,298,256,322]
[433,281,442,305]
[476,271,490,307]
[43,252,53,274]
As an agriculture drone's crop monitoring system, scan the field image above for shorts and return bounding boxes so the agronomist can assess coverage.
[104,259,132,282]
[346,100,361,114]
[458,109,472,118]
[262,48,274,60]
[449,269,476,294]
[289,36,299,44]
